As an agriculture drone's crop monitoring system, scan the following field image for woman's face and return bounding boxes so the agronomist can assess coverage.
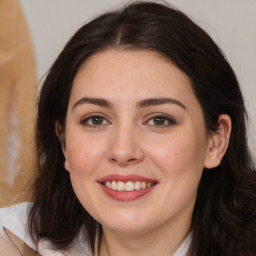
[63,49,213,235]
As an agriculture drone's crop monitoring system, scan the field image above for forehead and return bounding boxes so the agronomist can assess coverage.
[70,49,198,109]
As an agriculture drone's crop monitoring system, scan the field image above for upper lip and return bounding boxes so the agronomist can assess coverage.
[98,174,158,183]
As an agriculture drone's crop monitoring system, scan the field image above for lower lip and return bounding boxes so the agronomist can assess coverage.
[99,183,155,201]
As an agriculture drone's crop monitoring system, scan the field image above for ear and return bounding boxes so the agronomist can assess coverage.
[64,159,70,171]
[55,120,65,147]
[55,120,69,170]
[204,114,232,169]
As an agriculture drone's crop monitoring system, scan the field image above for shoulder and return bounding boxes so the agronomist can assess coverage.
[0,202,35,249]
[0,225,37,256]
[0,203,92,256]
[0,202,37,255]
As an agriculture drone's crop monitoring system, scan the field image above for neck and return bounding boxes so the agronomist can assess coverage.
[99,216,191,256]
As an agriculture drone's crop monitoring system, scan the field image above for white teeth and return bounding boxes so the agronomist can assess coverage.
[104,181,154,191]
[141,181,147,189]
[146,182,152,188]
[126,181,134,191]
[117,181,126,191]
[106,181,111,189]
[134,181,141,190]
[112,181,117,190]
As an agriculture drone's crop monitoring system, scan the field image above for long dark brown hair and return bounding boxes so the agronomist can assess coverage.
[28,1,256,255]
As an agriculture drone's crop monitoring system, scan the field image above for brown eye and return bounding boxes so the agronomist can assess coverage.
[146,115,176,127]
[80,115,109,127]
[91,116,104,125]
[153,117,166,125]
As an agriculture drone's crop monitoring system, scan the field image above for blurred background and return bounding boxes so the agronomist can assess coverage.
[1,0,255,207]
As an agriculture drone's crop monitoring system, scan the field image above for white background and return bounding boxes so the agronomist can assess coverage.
[19,0,256,155]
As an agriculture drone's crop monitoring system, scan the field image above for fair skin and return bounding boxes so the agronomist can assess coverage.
[57,49,231,256]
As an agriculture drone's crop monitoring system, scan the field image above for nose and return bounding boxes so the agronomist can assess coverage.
[107,125,144,166]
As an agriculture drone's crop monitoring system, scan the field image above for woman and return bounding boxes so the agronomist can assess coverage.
[1,1,255,255]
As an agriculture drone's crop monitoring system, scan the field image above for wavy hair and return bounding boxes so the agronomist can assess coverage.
[29,1,256,255]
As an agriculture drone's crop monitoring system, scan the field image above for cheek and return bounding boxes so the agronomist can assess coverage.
[65,131,107,177]
[148,129,208,180]
[65,133,107,218]
[146,131,207,212]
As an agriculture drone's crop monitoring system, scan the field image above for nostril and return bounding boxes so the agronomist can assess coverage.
[110,157,138,166]
[127,158,136,162]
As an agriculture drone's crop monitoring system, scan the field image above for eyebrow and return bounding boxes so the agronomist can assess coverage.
[137,98,187,109]
[72,97,186,111]
[72,97,113,111]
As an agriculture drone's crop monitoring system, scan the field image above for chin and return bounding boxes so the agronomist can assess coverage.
[98,213,158,234]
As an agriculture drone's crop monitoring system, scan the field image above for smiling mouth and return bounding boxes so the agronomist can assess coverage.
[102,181,156,192]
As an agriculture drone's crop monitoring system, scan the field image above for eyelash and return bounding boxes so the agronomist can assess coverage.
[80,114,176,128]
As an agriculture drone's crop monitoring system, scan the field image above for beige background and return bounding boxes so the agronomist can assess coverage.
[0,0,37,207]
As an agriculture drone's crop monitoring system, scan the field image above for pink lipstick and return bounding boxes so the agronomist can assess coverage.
[98,174,158,201]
